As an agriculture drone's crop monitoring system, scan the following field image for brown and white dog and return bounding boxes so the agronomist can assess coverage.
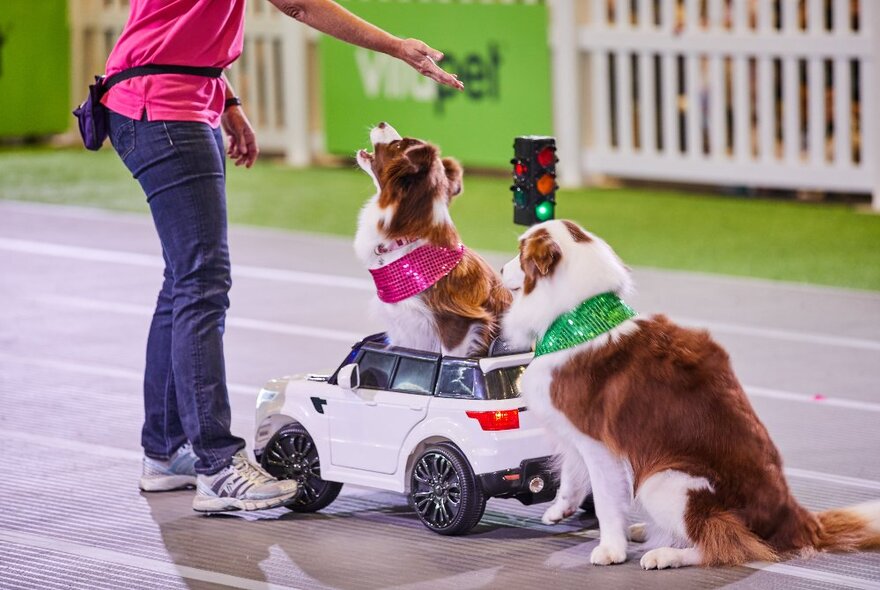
[354,122,511,357]
[502,219,880,569]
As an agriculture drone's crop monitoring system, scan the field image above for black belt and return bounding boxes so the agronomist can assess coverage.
[102,64,224,95]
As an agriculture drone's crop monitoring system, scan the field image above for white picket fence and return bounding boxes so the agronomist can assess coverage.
[551,0,880,208]
[68,0,312,165]
[69,0,879,207]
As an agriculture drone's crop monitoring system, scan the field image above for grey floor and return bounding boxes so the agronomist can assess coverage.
[1,200,878,590]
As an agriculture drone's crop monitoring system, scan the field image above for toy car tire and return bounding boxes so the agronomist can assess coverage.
[260,422,343,513]
[409,442,486,536]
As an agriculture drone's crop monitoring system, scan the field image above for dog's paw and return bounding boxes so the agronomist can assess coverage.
[640,547,692,570]
[628,522,648,543]
[590,543,628,566]
[541,500,578,525]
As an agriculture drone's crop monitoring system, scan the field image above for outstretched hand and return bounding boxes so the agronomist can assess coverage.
[221,106,259,168]
[396,38,464,91]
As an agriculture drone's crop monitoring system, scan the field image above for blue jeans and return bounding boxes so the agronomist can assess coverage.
[108,110,245,474]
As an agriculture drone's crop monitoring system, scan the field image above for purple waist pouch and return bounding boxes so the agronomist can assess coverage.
[72,75,108,151]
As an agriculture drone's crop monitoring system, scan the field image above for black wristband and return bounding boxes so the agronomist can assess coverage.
[224,97,242,111]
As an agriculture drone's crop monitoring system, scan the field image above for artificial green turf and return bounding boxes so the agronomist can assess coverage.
[1,147,879,290]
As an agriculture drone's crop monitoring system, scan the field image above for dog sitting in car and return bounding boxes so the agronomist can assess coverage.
[354,122,510,357]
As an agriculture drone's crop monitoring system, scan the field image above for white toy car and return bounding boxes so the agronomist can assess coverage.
[253,333,562,535]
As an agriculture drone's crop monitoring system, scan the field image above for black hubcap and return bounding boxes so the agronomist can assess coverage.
[265,432,325,505]
[412,452,462,528]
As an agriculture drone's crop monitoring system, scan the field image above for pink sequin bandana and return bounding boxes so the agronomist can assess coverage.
[369,243,466,303]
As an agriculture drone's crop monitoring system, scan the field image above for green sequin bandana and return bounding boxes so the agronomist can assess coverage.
[534,292,637,357]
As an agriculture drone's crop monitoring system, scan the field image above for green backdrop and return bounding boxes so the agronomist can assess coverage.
[0,0,70,137]
[320,0,552,168]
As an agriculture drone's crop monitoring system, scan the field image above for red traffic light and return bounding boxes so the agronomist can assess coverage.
[537,146,556,168]
[514,161,528,176]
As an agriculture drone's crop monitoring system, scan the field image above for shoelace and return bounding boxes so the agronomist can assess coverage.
[230,454,274,485]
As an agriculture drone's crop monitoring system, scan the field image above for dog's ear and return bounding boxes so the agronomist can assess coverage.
[521,229,561,295]
[442,157,463,199]
[562,220,592,243]
[400,143,438,176]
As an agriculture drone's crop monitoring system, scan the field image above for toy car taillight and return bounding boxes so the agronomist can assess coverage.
[465,409,520,431]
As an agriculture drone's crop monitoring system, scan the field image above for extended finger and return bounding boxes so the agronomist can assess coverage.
[425,61,464,90]
[416,40,444,63]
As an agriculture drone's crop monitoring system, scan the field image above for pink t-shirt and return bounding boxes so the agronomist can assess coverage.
[102,0,246,127]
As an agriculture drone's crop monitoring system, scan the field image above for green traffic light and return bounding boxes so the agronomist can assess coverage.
[535,200,554,221]
[513,188,527,207]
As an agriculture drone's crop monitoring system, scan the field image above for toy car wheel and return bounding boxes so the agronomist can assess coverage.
[261,422,342,513]
[409,443,486,535]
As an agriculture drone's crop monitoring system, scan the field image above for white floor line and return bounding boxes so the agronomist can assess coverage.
[0,352,256,397]
[38,295,362,343]
[746,386,880,413]
[0,528,304,590]
[5,235,880,351]
[674,315,880,352]
[0,236,373,291]
[236,264,371,290]
[0,236,161,266]
[3,429,142,461]
[746,561,880,590]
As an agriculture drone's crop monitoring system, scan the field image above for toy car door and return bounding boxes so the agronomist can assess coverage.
[327,349,437,474]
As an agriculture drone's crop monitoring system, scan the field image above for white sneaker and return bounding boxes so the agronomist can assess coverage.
[139,443,198,492]
[192,451,299,512]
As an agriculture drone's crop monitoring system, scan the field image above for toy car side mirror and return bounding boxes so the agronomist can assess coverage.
[337,363,360,390]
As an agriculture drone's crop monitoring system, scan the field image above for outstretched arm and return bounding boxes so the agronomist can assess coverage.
[267,0,463,90]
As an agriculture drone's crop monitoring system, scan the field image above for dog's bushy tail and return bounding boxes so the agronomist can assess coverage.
[814,501,880,552]
[692,510,779,566]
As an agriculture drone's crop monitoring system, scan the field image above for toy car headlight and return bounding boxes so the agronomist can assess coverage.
[257,388,279,405]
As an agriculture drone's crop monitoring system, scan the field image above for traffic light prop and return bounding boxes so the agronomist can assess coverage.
[511,136,557,227]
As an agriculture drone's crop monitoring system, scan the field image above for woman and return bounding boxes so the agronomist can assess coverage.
[104,0,462,513]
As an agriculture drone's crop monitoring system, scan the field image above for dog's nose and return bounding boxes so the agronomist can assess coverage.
[378,121,386,129]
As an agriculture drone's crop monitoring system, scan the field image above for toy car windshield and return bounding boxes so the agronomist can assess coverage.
[329,333,531,401]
